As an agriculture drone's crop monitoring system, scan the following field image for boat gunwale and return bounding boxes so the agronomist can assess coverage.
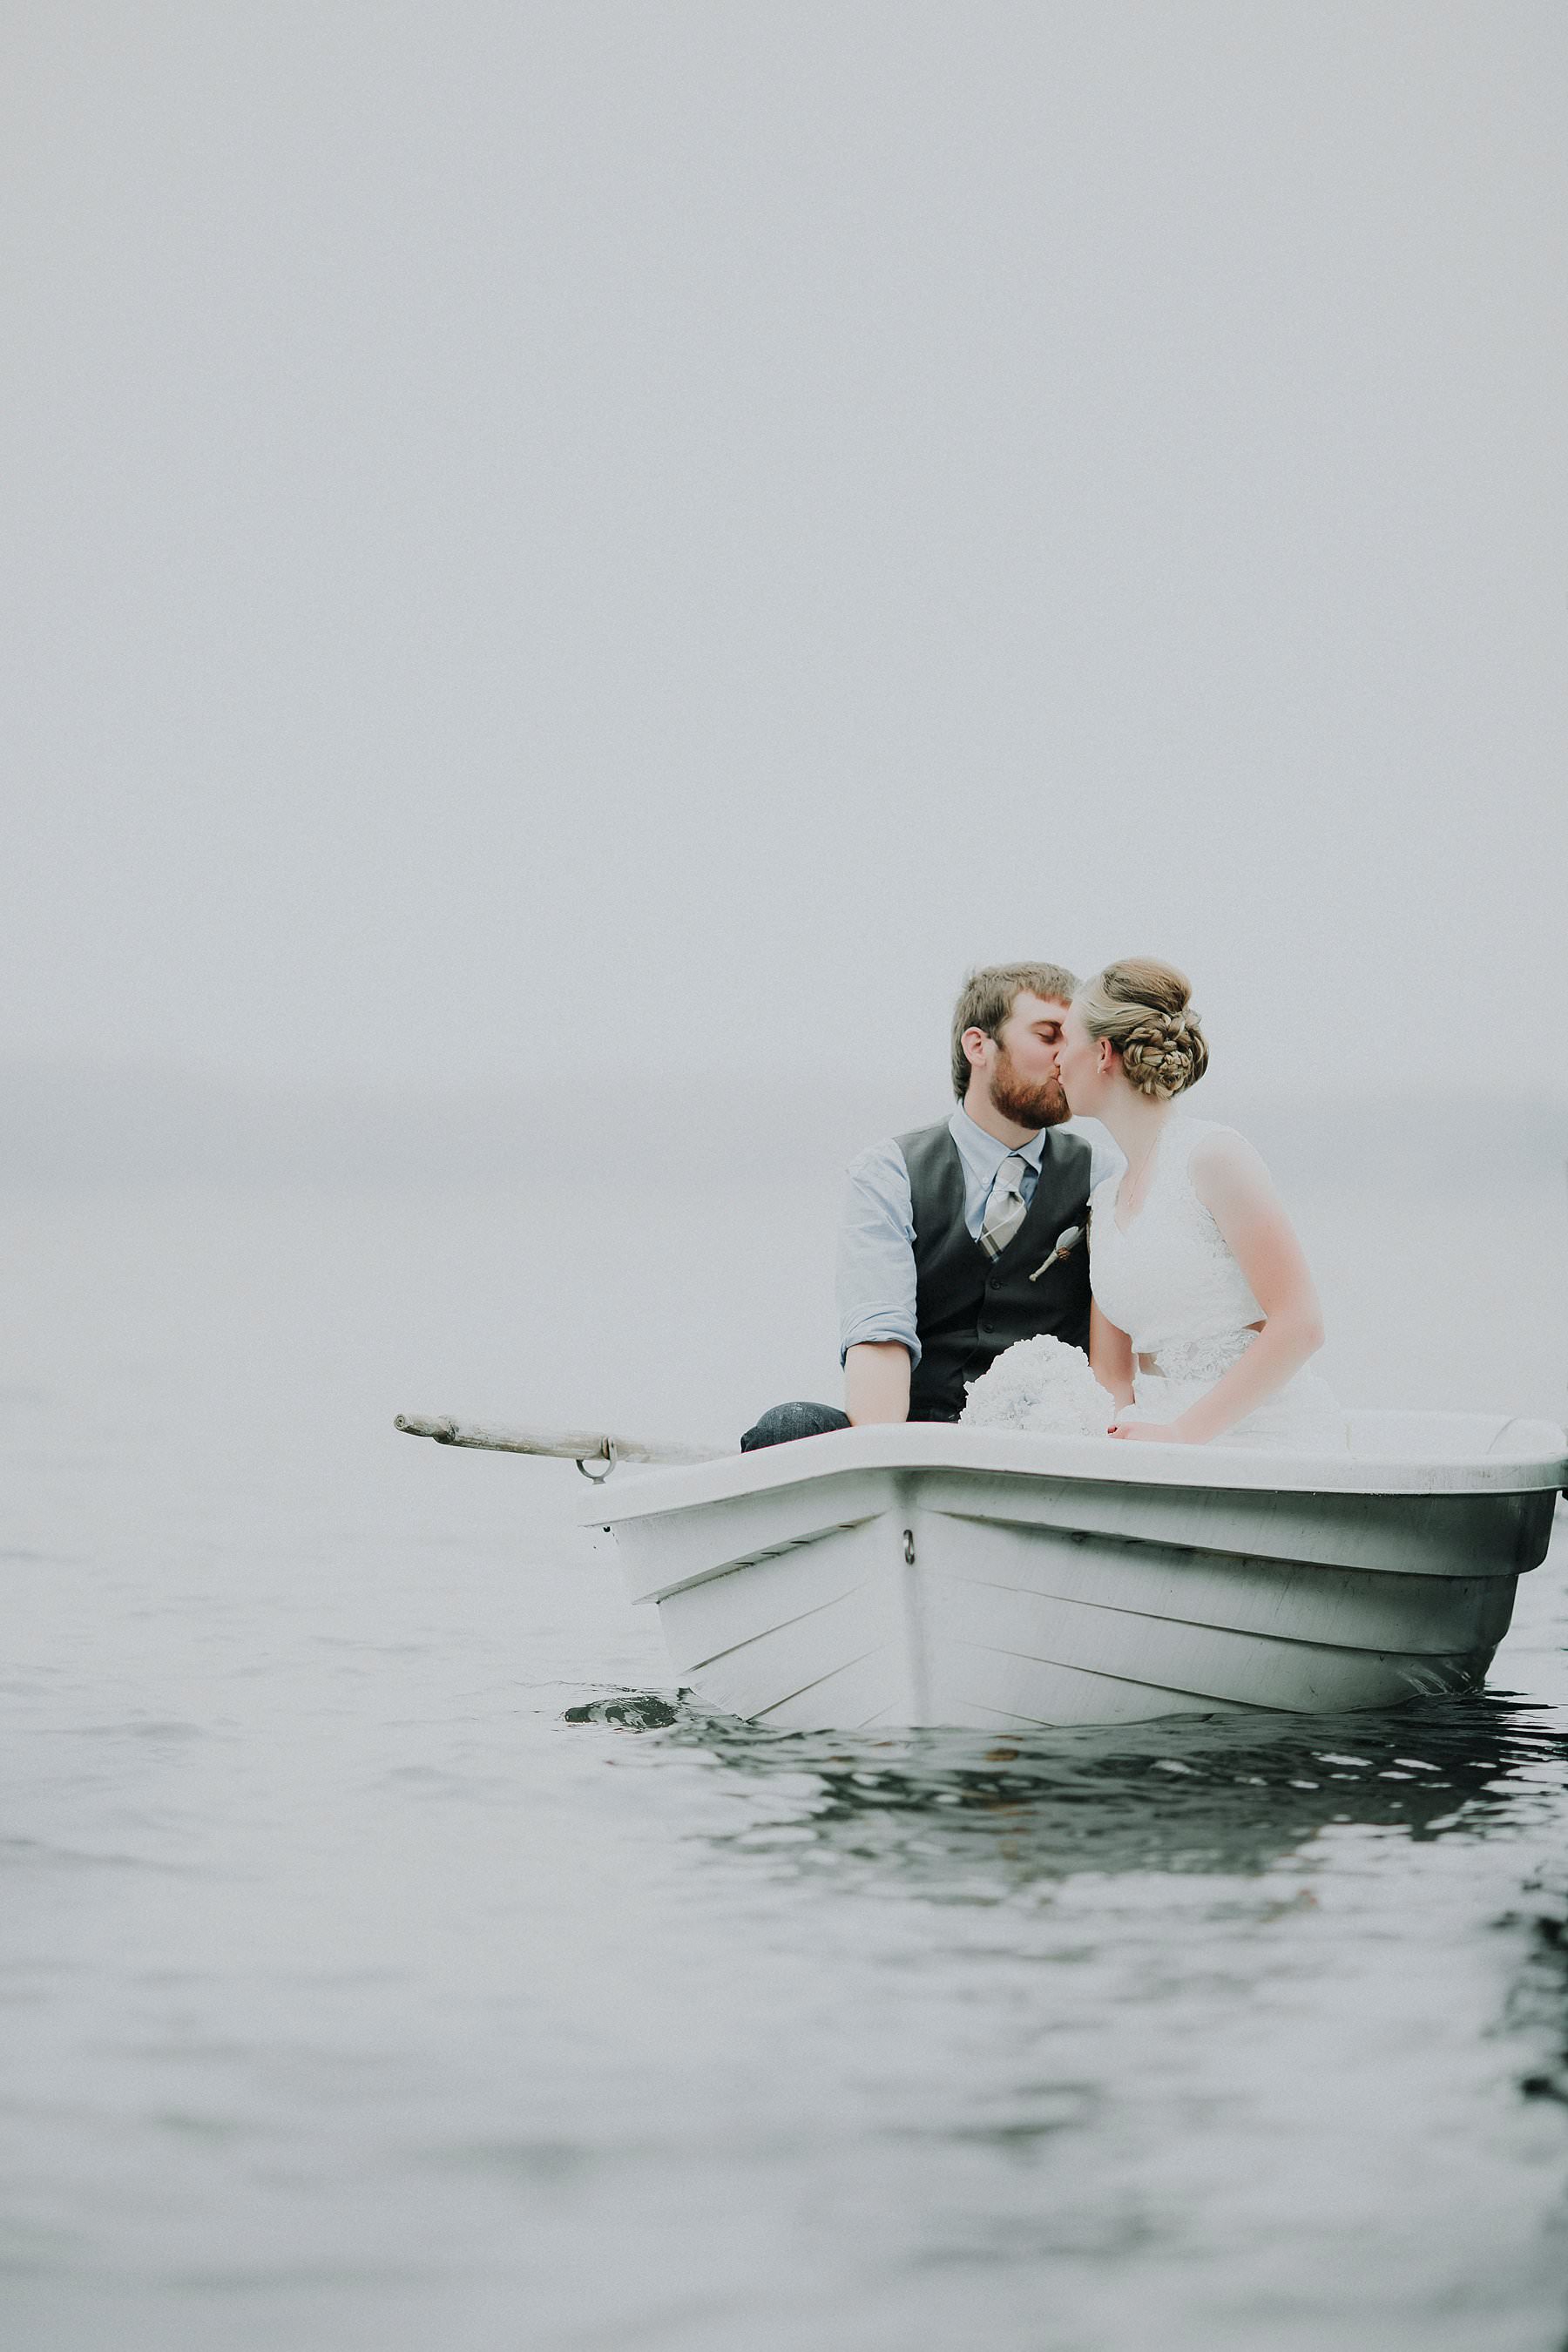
[580,1415,1568,1527]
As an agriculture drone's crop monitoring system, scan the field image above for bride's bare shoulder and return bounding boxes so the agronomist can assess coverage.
[1186,1122,1274,1201]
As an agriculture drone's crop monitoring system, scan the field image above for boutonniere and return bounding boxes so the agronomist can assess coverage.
[1028,1220,1085,1283]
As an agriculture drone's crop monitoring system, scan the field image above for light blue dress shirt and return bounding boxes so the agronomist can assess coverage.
[836,1108,1125,1369]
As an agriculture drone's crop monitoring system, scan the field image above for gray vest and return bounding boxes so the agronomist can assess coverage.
[898,1121,1094,1422]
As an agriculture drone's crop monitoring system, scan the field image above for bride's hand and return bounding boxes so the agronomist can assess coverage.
[1106,1419,1196,1443]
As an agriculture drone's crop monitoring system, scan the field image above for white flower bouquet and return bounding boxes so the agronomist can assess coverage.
[959,1335,1115,1437]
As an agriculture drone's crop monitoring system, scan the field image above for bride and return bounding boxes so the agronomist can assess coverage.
[1051,957,1342,1449]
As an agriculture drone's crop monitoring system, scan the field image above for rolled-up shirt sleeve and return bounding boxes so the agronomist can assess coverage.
[836,1140,921,1368]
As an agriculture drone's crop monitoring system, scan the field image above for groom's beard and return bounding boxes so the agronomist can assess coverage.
[988,1049,1070,1131]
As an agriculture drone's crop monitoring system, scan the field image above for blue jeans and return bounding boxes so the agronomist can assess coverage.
[740,1401,853,1452]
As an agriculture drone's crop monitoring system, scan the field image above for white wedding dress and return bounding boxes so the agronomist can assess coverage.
[1085,1116,1346,1450]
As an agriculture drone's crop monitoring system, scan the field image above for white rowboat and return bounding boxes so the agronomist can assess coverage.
[579,1415,1567,1733]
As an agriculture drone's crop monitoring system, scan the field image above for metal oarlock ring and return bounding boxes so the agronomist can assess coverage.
[576,1441,618,1484]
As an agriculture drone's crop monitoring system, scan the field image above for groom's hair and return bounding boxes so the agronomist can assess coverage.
[950,963,1079,1098]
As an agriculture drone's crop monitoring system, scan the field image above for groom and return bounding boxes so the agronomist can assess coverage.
[741,963,1118,1449]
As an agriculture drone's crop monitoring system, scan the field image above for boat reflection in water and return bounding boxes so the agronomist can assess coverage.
[561,1664,1568,2332]
[566,1685,1568,1889]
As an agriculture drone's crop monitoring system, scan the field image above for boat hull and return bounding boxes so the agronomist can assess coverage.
[586,1418,1566,1732]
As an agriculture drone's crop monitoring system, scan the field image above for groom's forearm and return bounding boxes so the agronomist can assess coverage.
[844,1342,911,1425]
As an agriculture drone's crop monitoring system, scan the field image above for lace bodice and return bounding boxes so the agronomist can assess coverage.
[1088,1118,1264,1377]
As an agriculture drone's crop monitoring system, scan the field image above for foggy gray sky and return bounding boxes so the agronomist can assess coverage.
[5,3,1565,1100]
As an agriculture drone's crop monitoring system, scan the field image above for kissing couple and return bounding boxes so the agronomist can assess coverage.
[742,957,1343,1454]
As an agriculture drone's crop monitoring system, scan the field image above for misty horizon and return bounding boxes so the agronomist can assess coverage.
[3,1050,1564,1192]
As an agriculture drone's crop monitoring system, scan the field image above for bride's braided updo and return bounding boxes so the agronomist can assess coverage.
[1077,958,1209,1099]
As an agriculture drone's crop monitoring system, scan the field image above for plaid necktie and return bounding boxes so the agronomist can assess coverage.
[979,1151,1031,1260]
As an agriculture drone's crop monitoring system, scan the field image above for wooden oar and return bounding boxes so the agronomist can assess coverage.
[394,1412,727,1477]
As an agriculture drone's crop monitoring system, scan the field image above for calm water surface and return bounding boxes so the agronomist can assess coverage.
[3,1182,1567,2350]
